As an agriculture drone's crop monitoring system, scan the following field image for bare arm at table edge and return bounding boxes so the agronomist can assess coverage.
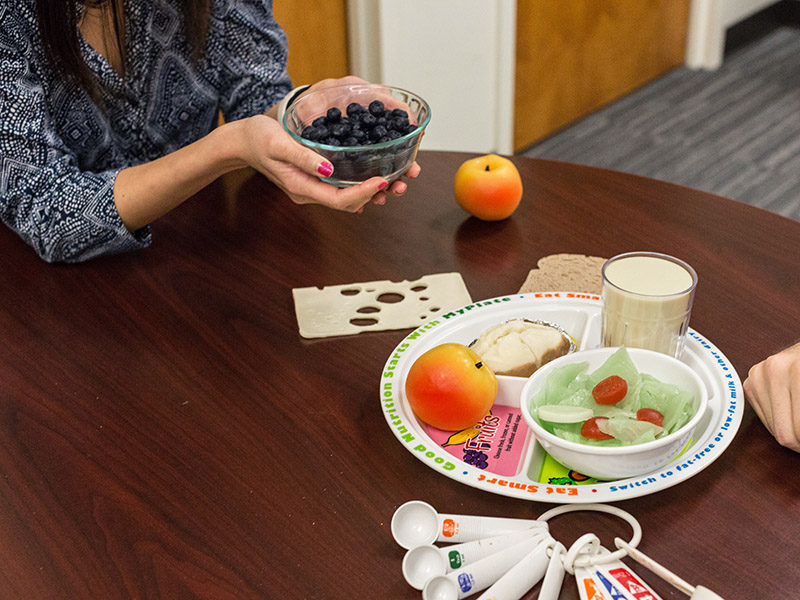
[743,340,800,452]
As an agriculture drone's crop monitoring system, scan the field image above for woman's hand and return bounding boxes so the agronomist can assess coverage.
[743,341,800,451]
[239,113,420,212]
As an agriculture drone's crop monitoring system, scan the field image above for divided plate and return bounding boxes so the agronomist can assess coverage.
[380,292,743,503]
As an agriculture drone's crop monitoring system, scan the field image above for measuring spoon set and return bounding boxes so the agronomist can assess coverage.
[391,501,725,600]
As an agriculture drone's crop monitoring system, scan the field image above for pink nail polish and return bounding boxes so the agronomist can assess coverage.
[318,162,333,177]
[378,181,388,190]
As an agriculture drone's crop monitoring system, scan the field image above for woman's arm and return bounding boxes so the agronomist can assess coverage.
[0,4,417,262]
[113,109,400,231]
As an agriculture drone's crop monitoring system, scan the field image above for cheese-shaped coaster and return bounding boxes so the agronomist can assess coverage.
[293,272,472,339]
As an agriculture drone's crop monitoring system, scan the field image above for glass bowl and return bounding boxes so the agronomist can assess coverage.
[282,83,431,188]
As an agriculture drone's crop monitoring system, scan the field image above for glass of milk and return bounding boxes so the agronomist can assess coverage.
[601,252,698,358]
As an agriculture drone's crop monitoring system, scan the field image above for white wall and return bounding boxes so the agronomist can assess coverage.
[349,0,775,152]
[348,0,516,154]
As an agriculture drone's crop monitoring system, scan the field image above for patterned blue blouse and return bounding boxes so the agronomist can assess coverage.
[0,0,292,262]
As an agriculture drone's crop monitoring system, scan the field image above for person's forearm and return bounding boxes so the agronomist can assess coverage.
[113,119,249,231]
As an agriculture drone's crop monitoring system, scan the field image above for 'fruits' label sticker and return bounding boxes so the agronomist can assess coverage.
[425,405,526,476]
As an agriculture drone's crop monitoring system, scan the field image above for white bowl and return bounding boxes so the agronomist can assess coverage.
[519,347,708,480]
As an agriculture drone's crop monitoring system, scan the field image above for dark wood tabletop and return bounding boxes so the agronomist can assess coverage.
[1,150,799,599]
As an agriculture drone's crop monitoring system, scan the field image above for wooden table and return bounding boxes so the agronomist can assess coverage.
[1,151,798,599]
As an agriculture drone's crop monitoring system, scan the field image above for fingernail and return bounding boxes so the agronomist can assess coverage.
[318,162,333,177]
[378,180,388,190]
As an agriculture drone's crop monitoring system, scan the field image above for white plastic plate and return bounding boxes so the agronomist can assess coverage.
[380,292,743,503]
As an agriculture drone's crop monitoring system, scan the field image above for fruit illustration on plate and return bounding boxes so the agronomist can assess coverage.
[453,154,523,221]
[441,418,487,447]
[405,343,498,431]
[547,470,592,485]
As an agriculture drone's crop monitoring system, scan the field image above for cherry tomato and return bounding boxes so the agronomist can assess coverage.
[591,375,628,405]
[580,416,614,440]
[637,408,664,427]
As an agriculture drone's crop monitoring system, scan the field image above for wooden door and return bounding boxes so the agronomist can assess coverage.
[273,0,350,85]
[514,0,690,151]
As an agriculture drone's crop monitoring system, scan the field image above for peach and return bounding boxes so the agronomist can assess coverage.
[405,343,497,430]
[453,154,523,221]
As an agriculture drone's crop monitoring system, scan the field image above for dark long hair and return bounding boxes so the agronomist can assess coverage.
[36,0,210,98]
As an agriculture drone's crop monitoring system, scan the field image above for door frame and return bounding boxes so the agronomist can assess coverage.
[686,0,780,69]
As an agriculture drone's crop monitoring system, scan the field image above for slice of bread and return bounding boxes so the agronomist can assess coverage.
[518,253,607,295]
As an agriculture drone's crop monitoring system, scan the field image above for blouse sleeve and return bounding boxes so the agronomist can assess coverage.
[211,0,294,122]
[0,26,150,263]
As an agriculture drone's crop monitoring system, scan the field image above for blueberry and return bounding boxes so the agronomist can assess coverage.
[312,116,327,128]
[351,128,367,142]
[361,113,377,128]
[301,125,326,141]
[403,124,418,135]
[342,136,359,147]
[346,102,365,117]
[326,107,342,122]
[322,136,340,146]
[387,129,402,140]
[377,136,391,143]
[391,108,408,119]
[369,124,388,141]
[376,116,387,127]
[368,100,384,116]
[316,125,331,139]
[390,116,409,131]
[330,123,349,138]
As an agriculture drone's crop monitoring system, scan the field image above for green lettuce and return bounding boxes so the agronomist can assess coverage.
[531,347,694,447]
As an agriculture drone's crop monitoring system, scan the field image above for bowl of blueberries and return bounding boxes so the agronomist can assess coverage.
[282,83,430,187]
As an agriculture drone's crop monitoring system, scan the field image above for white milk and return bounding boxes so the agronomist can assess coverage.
[601,253,697,357]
